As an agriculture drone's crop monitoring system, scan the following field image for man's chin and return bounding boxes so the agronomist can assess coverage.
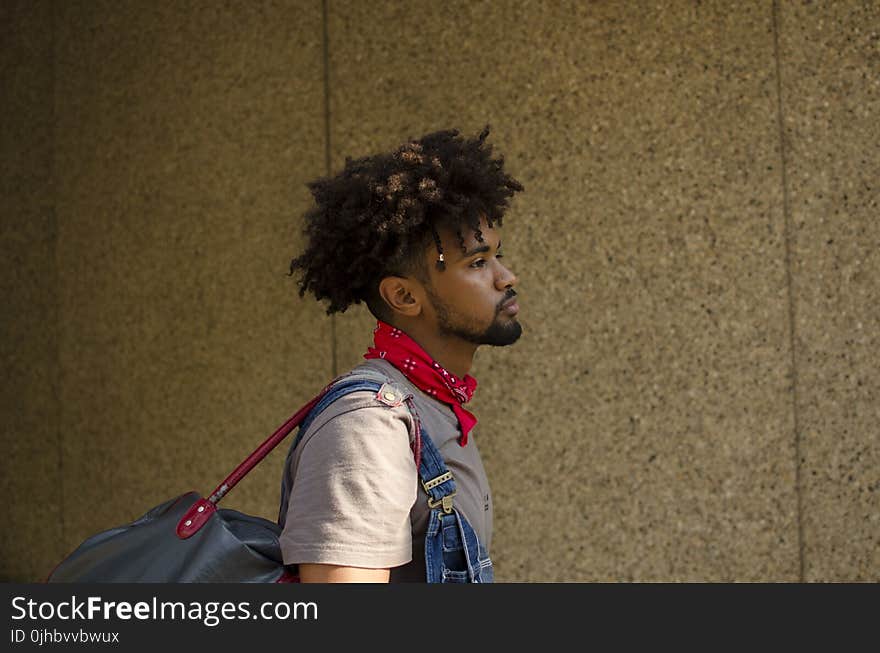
[480,319,523,347]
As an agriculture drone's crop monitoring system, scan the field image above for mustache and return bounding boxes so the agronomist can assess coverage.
[497,290,517,312]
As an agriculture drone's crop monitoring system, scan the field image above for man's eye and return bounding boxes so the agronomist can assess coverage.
[470,253,503,268]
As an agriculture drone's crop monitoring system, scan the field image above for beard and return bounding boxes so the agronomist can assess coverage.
[428,287,523,347]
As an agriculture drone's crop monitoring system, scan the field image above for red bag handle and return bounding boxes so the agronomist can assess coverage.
[209,382,335,504]
[176,381,336,539]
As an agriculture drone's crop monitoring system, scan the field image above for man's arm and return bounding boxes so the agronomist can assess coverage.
[280,394,417,580]
[298,563,391,583]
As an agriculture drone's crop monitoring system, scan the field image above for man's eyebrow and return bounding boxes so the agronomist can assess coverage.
[461,240,502,258]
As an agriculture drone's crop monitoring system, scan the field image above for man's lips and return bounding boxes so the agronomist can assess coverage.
[501,297,520,316]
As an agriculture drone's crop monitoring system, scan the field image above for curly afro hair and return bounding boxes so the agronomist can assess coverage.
[289,124,525,320]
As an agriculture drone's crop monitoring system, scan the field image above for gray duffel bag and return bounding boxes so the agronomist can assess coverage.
[45,383,336,583]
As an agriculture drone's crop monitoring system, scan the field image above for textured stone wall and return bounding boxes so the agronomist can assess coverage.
[49,0,329,561]
[328,1,802,581]
[778,2,880,581]
[1,0,876,581]
[0,0,61,582]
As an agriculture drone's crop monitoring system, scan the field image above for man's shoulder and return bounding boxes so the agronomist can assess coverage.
[301,362,416,440]
[352,360,458,427]
[348,359,407,384]
[335,360,414,403]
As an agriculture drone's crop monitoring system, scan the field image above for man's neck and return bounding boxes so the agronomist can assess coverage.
[395,322,476,379]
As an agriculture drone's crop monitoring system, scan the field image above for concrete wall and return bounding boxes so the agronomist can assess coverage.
[779,1,880,581]
[1,0,61,583]
[1,0,876,581]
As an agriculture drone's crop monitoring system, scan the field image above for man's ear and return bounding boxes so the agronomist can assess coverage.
[378,276,422,318]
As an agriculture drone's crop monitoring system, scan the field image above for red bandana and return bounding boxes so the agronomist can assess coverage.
[364,320,478,446]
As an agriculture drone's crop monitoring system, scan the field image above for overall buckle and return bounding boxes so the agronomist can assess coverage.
[427,493,456,514]
[423,472,455,514]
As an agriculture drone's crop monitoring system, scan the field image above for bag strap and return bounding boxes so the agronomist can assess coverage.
[210,369,393,506]
[177,367,461,541]
[178,373,385,539]
[205,379,340,505]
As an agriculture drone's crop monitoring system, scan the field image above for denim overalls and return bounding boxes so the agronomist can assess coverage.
[279,371,494,583]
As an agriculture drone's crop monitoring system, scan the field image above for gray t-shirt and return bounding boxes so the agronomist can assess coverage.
[278,359,493,582]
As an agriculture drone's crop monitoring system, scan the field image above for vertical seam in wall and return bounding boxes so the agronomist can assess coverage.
[322,0,337,378]
[771,0,805,583]
[51,0,65,554]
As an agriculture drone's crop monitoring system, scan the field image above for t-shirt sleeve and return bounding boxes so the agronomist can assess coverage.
[279,395,419,569]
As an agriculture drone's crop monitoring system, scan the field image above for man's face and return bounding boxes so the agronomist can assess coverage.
[420,215,522,347]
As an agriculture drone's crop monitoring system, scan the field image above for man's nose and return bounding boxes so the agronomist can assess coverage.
[495,262,518,291]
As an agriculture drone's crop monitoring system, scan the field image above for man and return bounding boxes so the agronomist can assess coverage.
[281,125,524,582]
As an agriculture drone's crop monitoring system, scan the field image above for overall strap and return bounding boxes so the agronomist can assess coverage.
[418,408,484,582]
[415,414,457,515]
